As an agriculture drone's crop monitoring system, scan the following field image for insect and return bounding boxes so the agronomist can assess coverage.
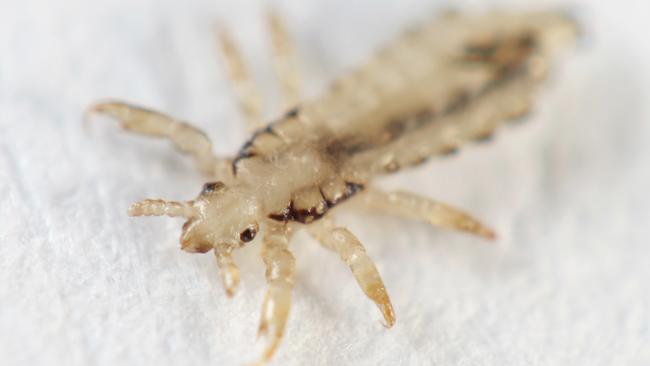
[87,9,577,364]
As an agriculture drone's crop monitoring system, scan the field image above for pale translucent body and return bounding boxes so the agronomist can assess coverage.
[87,9,577,364]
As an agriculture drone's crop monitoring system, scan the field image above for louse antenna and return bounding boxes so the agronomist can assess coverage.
[128,199,198,218]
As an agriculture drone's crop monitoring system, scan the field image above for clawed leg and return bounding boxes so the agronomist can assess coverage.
[214,243,240,297]
[256,222,295,364]
[86,101,228,177]
[268,11,301,110]
[217,28,264,130]
[358,188,496,240]
[308,218,395,327]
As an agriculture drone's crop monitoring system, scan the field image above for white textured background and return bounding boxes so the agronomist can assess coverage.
[1,0,649,365]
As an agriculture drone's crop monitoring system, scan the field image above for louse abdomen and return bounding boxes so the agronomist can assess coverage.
[231,11,578,221]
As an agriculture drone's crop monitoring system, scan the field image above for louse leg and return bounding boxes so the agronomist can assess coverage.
[217,27,264,131]
[86,101,227,177]
[256,222,295,363]
[358,188,496,240]
[214,243,240,297]
[268,11,301,110]
[308,218,395,327]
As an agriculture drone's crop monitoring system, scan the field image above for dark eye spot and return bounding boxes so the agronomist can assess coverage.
[240,226,257,242]
[201,181,225,195]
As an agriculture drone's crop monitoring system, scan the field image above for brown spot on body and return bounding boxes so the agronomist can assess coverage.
[201,181,226,195]
[231,119,286,174]
[321,181,364,206]
[292,206,327,224]
[461,32,537,66]
[268,202,294,222]
[269,182,365,223]
[232,139,257,175]
[268,201,327,224]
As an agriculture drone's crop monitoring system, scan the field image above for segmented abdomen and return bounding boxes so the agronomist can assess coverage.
[231,10,577,212]
[296,10,578,178]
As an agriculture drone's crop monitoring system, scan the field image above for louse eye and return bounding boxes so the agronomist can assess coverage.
[201,181,225,195]
[239,225,258,242]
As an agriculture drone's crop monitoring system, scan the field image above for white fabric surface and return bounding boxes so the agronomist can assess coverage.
[1,0,649,365]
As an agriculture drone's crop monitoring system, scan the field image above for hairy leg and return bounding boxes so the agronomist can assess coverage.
[87,101,228,177]
[217,28,264,130]
[358,188,496,240]
[257,222,296,363]
[268,11,301,110]
[308,218,395,327]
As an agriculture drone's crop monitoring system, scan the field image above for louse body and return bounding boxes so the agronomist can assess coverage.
[89,9,577,364]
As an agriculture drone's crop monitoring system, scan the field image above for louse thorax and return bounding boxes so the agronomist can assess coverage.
[232,140,341,213]
[179,181,263,253]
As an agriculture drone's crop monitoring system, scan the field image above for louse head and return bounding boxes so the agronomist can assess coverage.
[180,181,263,253]
[128,181,262,253]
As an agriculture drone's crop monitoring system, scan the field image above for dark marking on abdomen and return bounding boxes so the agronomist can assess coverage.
[328,105,438,162]
[231,108,303,175]
[232,139,257,175]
